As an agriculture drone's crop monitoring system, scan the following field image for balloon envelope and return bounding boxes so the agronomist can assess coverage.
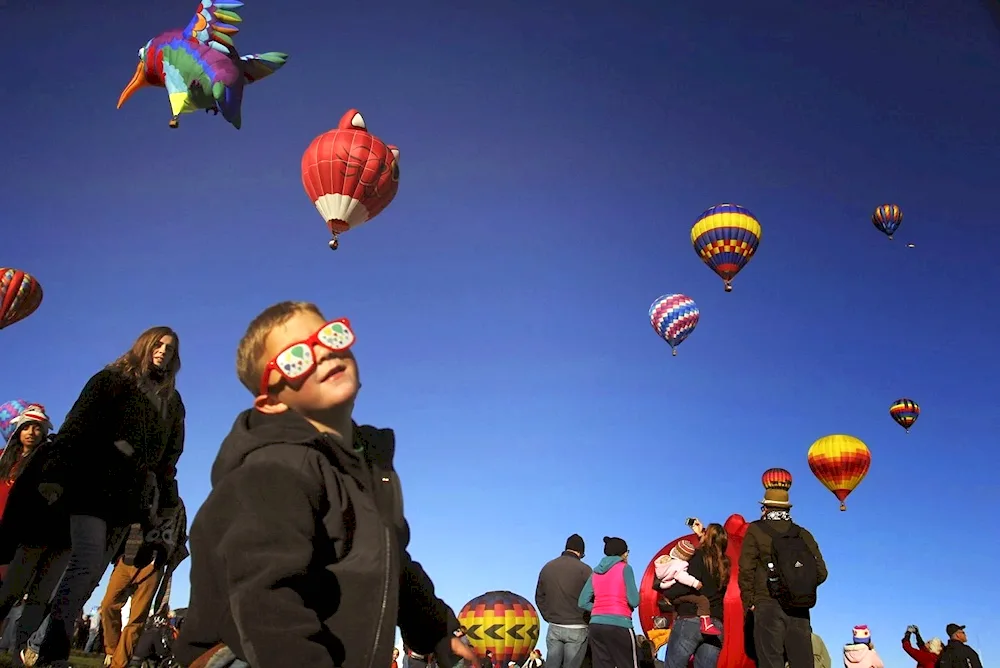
[457,590,539,665]
[871,204,902,239]
[649,294,699,355]
[639,514,754,668]
[301,109,400,240]
[807,434,871,511]
[690,204,761,291]
[0,269,43,330]
[761,468,792,491]
[889,398,920,432]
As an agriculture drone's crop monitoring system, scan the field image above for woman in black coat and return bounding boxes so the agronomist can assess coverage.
[17,326,185,668]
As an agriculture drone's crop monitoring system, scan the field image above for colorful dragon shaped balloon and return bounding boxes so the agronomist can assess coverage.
[302,110,400,250]
[117,0,288,129]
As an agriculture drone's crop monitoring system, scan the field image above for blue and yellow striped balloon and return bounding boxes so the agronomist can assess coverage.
[872,204,902,240]
[690,204,761,292]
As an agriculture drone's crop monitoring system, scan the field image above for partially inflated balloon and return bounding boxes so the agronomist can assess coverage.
[458,591,539,665]
[889,398,920,433]
[761,468,792,491]
[807,434,871,511]
[301,109,400,250]
[872,204,902,240]
[649,294,699,356]
[0,269,43,330]
[691,204,761,292]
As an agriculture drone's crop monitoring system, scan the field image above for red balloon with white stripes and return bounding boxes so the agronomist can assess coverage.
[301,109,400,250]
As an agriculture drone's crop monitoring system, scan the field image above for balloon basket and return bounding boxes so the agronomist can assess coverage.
[328,234,339,251]
[671,349,677,357]
[724,281,733,292]
[168,117,179,129]
[839,503,847,511]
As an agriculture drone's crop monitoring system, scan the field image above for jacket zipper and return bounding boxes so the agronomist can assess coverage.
[368,526,392,668]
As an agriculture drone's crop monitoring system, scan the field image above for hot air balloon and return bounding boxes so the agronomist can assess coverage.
[457,590,539,665]
[889,398,920,433]
[807,434,871,511]
[301,109,400,250]
[649,294,699,356]
[639,514,755,668]
[0,269,43,330]
[872,204,902,240]
[691,204,761,292]
[761,467,792,491]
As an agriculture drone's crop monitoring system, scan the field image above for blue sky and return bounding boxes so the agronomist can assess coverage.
[2,0,998,664]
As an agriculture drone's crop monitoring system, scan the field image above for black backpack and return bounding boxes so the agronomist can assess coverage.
[759,523,819,609]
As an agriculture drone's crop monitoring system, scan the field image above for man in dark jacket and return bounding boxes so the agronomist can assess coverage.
[738,483,827,668]
[535,534,591,668]
[173,301,476,668]
[935,624,983,668]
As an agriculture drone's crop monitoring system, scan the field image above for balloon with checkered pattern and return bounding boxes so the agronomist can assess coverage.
[457,590,540,666]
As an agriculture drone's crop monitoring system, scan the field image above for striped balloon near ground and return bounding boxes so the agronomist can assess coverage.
[0,268,43,330]
[889,398,920,433]
[807,434,871,511]
[649,294,699,356]
[457,590,539,665]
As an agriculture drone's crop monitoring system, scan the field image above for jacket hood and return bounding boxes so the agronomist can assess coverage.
[843,643,876,666]
[594,555,624,574]
[210,409,337,486]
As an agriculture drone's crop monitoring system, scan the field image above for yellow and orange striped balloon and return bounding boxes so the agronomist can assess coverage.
[807,435,871,512]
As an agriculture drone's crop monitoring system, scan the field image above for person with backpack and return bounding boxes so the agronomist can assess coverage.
[738,475,827,668]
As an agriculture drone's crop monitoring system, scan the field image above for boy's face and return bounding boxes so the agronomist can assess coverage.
[255,310,360,418]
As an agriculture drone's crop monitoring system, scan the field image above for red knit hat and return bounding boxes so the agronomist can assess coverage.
[669,539,696,561]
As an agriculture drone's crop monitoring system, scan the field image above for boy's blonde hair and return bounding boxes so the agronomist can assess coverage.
[236,301,325,395]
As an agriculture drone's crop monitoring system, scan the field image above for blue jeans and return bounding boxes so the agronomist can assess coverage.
[546,625,589,668]
[664,617,722,668]
[27,516,111,661]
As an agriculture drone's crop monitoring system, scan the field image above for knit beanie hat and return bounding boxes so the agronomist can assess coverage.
[0,399,29,444]
[852,625,871,645]
[603,536,628,556]
[669,539,696,561]
[565,534,585,554]
[12,405,52,433]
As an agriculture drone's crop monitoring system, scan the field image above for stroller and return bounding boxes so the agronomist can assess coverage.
[127,614,179,668]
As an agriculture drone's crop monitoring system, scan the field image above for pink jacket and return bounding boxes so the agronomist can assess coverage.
[843,643,883,668]
[591,562,631,617]
[653,557,701,589]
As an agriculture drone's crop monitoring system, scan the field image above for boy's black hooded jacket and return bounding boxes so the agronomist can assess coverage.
[174,409,459,668]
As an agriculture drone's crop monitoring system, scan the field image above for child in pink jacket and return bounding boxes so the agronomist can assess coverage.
[652,539,718,636]
[843,625,884,668]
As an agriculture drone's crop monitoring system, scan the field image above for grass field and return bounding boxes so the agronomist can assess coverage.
[0,650,105,667]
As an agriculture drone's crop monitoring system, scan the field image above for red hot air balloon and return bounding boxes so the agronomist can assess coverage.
[639,514,754,668]
[301,109,400,251]
[761,468,792,491]
[0,269,43,330]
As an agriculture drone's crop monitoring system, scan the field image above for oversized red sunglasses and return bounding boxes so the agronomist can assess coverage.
[258,318,356,396]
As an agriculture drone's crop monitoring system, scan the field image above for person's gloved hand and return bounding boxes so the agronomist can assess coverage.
[38,482,63,505]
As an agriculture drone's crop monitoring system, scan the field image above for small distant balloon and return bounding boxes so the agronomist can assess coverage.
[889,398,920,433]
[649,294,699,356]
[0,269,43,330]
[871,204,903,240]
[761,467,793,491]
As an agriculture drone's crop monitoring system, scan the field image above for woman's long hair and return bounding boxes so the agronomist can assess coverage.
[108,326,181,396]
[701,523,730,587]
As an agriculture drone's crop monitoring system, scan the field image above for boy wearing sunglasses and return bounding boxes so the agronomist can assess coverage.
[175,301,477,668]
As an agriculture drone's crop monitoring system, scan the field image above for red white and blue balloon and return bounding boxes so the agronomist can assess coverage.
[649,294,700,356]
